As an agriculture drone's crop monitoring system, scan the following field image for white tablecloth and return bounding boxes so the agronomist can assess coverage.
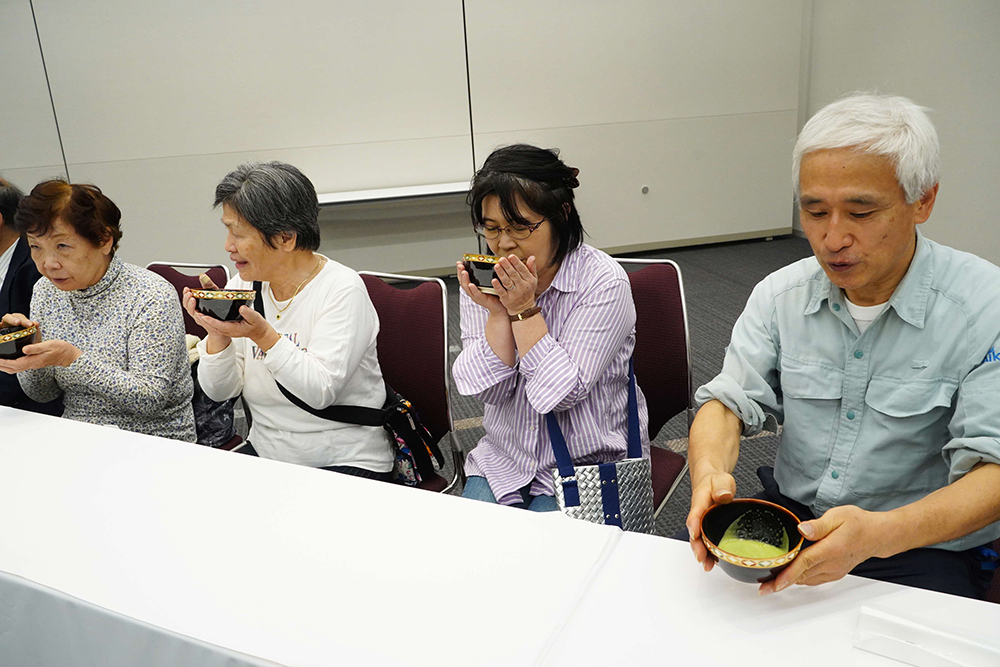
[1,406,998,666]
[542,531,1000,666]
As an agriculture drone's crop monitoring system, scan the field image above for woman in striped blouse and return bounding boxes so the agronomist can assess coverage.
[454,144,649,510]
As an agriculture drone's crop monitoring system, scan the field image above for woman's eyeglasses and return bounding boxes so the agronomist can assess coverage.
[474,219,546,240]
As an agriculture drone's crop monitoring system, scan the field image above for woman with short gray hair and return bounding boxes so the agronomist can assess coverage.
[183,161,393,479]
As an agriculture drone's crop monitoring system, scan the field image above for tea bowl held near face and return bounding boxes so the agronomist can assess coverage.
[0,324,39,360]
[462,254,500,296]
[700,498,804,584]
[191,289,256,322]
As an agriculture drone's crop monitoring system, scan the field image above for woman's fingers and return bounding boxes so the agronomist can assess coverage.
[181,288,199,316]
[198,273,220,290]
[493,260,514,287]
[511,255,535,280]
[1,313,34,328]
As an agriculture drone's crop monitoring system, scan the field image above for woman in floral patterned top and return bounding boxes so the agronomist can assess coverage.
[0,180,196,441]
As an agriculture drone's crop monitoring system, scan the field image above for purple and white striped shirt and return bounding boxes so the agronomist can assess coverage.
[453,244,650,505]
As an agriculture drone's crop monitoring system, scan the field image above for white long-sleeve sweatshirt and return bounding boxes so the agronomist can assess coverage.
[197,257,392,472]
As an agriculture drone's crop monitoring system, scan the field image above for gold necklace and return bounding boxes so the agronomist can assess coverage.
[269,256,323,320]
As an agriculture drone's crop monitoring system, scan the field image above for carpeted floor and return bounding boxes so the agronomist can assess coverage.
[443,234,816,536]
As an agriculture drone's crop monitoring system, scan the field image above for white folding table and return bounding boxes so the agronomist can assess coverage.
[1,406,998,666]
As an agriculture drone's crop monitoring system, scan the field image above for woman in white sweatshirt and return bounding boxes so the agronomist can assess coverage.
[183,161,393,480]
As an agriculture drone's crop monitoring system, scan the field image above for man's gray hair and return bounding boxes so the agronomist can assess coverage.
[0,176,25,226]
[792,93,940,204]
[214,161,321,251]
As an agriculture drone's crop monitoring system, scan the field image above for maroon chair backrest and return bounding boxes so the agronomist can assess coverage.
[147,264,228,338]
[625,263,691,440]
[360,275,450,444]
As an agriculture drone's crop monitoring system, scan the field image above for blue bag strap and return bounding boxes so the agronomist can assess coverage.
[545,359,640,505]
[599,462,623,528]
[545,412,577,479]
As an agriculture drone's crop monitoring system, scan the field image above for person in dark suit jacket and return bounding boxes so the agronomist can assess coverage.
[0,177,61,415]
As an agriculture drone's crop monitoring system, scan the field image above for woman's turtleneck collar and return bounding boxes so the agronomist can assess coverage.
[73,256,122,300]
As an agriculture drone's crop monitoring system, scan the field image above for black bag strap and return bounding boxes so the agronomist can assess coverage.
[252,280,384,425]
[249,282,442,476]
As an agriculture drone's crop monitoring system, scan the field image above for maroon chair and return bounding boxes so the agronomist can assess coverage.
[146,262,230,338]
[614,258,691,518]
[358,271,460,493]
[147,261,246,451]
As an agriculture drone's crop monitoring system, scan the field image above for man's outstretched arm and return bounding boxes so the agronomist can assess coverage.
[761,461,1000,594]
[685,399,744,571]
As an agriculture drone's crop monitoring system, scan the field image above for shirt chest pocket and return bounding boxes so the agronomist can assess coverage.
[781,359,844,400]
[848,377,957,497]
[777,357,844,477]
[863,377,957,418]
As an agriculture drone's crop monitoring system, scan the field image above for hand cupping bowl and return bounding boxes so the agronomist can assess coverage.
[462,254,500,296]
[700,498,804,583]
[191,289,256,322]
[0,324,39,360]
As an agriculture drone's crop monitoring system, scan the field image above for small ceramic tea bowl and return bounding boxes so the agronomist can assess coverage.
[462,254,500,296]
[0,324,39,360]
[191,289,256,322]
[700,498,804,584]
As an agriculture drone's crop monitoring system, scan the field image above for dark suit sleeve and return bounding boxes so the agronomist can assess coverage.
[0,249,61,413]
[10,259,42,317]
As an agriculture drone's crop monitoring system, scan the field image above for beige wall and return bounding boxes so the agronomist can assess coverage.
[0,1,67,189]
[2,0,472,272]
[467,0,800,257]
[3,1,803,274]
[10,2,997,271]
[803,0,1000,264]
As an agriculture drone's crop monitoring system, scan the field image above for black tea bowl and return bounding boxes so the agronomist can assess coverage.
[700,498,804,584]
[462,254,500,296]
[192,289,256,322]
[0,324,39,360]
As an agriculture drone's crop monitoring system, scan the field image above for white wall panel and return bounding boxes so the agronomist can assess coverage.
[318,197,473,276]
[70,135,472,270]
[467,0,801,133]
[33,0,472,173]
[808,0,1000,264]
[476,111,796,252]
[0,0,63,175]
[467,0,801,250]
[0,167,70,199]
[25,0,473,271]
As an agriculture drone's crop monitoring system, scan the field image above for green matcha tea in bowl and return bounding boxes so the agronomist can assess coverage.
[700,498,804,584]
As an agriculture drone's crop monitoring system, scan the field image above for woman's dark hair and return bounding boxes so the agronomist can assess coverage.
[214,161,320,252]
[14,180,123,254]
[468,144,584,266]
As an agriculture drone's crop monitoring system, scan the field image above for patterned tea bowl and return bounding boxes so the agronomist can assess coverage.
[0,324,39,360]
[700,498,804,584]
[462,254,500,296]
[191,289,256,322]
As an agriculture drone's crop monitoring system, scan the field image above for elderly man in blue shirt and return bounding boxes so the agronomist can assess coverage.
[686,93,1000,599]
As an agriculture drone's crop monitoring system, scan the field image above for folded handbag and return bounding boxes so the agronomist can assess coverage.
[547,359,654,533]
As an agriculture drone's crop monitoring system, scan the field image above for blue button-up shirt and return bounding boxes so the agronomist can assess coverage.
[697,231,1000,551]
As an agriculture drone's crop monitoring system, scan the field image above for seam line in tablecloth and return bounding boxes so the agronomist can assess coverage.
[531,526,624,666]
